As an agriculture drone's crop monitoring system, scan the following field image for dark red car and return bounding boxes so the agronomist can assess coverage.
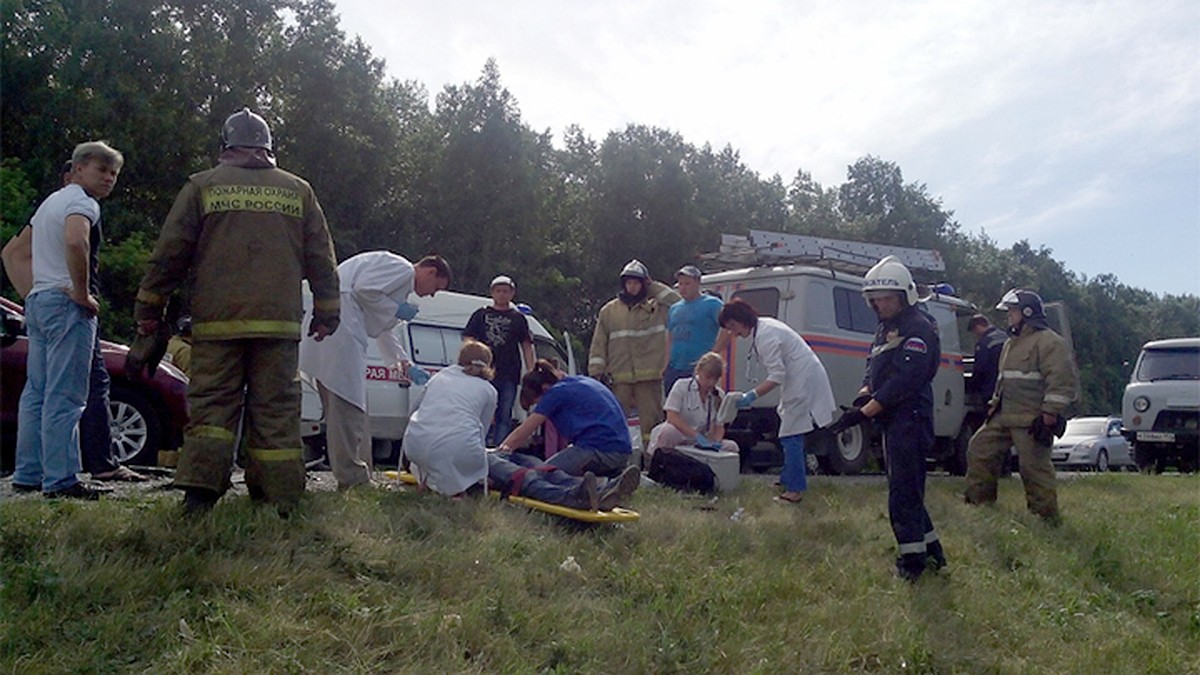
[1,296,189,473]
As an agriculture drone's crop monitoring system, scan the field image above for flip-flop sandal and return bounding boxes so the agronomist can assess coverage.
[93,466,149,482]
[774,492,804,504]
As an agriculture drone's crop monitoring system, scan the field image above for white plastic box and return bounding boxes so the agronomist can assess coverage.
[674,445,741,492]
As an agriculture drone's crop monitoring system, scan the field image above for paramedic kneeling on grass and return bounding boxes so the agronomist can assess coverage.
[719,300,837,504]
[648,351,740,458]
[498,360,632,478]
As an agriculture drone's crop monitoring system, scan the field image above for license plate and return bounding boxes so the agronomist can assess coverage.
[1137,431,1176,442]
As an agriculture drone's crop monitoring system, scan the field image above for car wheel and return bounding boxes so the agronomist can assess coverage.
[109,385,161,465]
[816,424,869,475]
[1096,449,1109,472]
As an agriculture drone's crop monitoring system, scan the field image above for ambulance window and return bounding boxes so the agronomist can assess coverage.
[408,324,454,367]
[833,287,876,334]
[730,288,780,318]
[805,281,834,331]
[928,305,960,352]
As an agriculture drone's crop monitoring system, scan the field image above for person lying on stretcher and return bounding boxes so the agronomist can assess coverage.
[487,451,640,511]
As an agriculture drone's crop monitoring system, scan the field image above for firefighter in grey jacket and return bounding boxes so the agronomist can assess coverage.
[964,289,1078,521]
[588,260,681,445]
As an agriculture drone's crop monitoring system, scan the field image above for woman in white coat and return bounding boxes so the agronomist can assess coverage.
[403,340,497,497]
[299,251,451,489]
[718,299,836,503]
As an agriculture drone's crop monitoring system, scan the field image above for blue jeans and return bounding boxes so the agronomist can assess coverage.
[79,331,118,474]
[545,445,629,478]
[780,433,808,492]
[488,451,588,508]
[488,379,518,447]
[14,290,96,492]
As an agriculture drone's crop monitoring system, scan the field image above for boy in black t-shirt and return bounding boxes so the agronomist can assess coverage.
[463,275,534,446]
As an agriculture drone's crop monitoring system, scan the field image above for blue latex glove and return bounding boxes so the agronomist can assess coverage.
[395,302,420,321]
[737,390,758,409]
[407,364,431,385]
[694,433,719,450]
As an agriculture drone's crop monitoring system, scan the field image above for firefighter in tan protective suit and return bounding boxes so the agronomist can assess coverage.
[588,259,681,445]
[964,289,1078,521]
[131,109,340,515]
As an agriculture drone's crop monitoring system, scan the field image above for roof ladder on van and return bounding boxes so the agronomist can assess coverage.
[699,229,946,277]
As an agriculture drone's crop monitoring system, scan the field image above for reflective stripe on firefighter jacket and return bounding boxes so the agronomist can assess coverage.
[589,280,681,384]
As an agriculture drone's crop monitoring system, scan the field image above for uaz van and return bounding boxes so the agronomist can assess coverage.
[1122,337,1200,473]
[699,231,987,475]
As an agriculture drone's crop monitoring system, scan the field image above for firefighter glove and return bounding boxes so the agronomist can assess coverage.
[308,309,340,340]
[1028,413,1064,447]
[126,322,170,379]
[829,407,866,434]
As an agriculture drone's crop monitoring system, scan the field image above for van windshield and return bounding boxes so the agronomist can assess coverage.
[1135,347,1200,382]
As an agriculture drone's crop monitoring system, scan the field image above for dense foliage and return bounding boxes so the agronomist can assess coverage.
[2,0,1196,412]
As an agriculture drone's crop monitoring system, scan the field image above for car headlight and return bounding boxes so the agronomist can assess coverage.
[1133,396,1150,413]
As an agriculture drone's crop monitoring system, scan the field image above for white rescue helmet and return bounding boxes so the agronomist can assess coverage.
[862,255,918,306]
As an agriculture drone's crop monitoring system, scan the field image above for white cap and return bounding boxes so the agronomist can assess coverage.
[490,275,515,289]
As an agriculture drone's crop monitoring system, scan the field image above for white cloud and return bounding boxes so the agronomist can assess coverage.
[331,0,1200,294]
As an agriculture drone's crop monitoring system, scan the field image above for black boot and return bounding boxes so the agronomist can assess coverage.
[926,540,947,571]
[896,553,926,582]
[182,487,219,516]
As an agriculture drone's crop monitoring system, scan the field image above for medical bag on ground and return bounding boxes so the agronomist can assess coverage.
[674,445,741,492]
[647,446,716,494]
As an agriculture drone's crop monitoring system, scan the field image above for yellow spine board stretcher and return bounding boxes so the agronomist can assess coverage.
[383,470,640,523]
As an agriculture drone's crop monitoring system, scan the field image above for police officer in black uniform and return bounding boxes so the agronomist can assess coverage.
[830,256,947,581]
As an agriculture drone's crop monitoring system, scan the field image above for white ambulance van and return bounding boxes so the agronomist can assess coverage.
[1121,337,1200,473]
[299,286,576,465]
[699,231,984,475]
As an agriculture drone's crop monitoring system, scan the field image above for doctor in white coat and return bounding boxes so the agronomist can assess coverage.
[718,299,836,503]
[403,340,497,496]
[299,251,451,489]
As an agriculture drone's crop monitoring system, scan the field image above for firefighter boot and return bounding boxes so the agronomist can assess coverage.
[926,540,948,572]
[896,553,927,583]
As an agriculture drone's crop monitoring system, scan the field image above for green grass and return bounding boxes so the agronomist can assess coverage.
[2,474,1197,674]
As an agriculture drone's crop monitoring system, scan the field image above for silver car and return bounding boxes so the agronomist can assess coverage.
[1051,416,1135,471]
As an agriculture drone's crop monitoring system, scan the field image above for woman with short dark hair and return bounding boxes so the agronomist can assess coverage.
[718,299,837,503]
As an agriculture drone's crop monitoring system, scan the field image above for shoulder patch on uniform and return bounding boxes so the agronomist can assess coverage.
[903,337,928,353]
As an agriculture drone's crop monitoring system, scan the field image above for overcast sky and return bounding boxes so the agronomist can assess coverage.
[332,0,1199,297]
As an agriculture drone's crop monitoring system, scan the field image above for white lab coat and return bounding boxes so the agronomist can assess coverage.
[403,365,497,495]
[299,251,413,411]
[750,317,837,437]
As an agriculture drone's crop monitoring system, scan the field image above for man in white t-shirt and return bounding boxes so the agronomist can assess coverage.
[5,141,123,499]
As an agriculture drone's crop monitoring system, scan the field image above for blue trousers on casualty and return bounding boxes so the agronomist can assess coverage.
[488,451,589,508]
[780,433,808,492]
[13,290,96,492]
[881,410,939,556]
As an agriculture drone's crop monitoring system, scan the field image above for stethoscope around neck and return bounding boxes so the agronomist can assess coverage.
[745,323,763,385]
[685,376,717,431]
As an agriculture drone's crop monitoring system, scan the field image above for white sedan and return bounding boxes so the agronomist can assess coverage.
[1051,416,1135,472]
